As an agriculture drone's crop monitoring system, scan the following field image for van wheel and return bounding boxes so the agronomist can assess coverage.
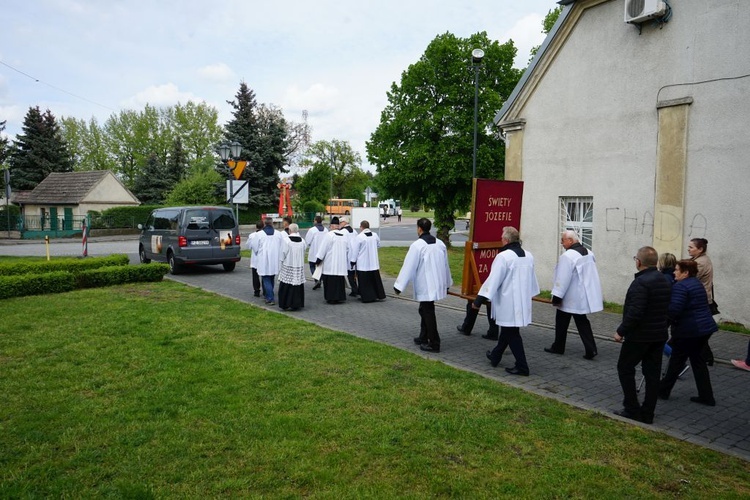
[222,262,236,272]
[168,251,181,275]
[139,245,151,264]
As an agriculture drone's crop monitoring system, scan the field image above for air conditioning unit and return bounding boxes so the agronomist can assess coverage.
[624,0,667,24]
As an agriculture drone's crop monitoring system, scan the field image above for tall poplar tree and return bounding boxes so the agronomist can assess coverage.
[9,107,73,190]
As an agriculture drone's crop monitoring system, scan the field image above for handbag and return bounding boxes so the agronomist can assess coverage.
[709,285,719,315]
[709,300,720,316]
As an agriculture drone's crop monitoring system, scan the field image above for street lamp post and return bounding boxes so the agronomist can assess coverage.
[471,48,484,179]
[219,141,243,221]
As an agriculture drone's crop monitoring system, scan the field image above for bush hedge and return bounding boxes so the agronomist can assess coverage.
[90,205,161,229]
[0,271,77,300]
[0,263,169,300]
[0,254,130,277]
[76,264,169,289]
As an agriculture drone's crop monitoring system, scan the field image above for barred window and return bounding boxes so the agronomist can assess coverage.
[560,197,593,250]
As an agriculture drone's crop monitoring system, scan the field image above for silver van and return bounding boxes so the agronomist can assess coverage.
[138,206,241,274]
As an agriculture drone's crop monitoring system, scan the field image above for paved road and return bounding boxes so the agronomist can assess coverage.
[2,229,748,461]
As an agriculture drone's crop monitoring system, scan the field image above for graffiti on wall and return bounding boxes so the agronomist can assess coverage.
[605,208,707,241]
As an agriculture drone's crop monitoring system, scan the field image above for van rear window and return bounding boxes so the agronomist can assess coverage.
[185,210,211,230]
[213,212,236,230]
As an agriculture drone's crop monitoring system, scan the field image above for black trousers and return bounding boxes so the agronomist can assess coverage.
[660,335,714,402]
[489,326,528,373]
[460,301,498,336]
[418,301,440,347]
[617,340,664,420]
[552,309,597,355]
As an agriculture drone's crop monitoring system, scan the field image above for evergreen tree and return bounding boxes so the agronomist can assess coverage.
[132,154,171,204]
[223,82,288,209]
[0,120,8,197]
[9,107,73,190]
[165,137,188,186]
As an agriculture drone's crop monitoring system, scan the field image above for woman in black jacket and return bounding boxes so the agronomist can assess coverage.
[659,259,718,406]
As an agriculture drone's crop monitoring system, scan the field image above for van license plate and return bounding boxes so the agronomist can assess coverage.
[190,240,209,246]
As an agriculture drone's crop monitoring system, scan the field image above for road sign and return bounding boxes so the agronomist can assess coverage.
[228,160,247,180]
[226,180,249,204]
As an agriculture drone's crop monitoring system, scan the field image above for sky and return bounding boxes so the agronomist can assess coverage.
[0,0,558,171]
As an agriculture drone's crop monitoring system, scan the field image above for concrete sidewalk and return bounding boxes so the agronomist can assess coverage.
[167,263,750,462]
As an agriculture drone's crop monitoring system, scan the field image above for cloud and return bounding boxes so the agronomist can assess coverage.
[280,84,341,114]
[120,83,202,110]
[498,13,547,67]
[197,63,235,83]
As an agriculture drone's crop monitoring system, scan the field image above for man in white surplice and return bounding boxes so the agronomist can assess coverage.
[544,229,604,360]
[305,215,328,289]
[351,220,386,303]
[256,217,286,305]
[315,216,349,304]
[475,226,540,376]
[246,221,264,297]
[394,218,452,353]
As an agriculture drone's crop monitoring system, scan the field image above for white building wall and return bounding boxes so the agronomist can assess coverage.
[513,0,750,323]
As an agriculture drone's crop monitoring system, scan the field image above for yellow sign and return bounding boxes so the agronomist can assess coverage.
[228,160,247,180]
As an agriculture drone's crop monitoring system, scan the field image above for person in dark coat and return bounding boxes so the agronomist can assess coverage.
[659,259,718,406]
[614,246,672,424]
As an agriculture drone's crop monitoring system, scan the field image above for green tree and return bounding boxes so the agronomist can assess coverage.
[8,107,73,190]
[1,120,9,197]
[165,137,188,186]
[299,139,363,201]
[60,116,115,171]
[529,6,563,62]
[168,101,224,175]
[164,169,224,206]
[223,83,289,209]
[366,32,521,244]
[294,162,332,206]
[133,153,171,204]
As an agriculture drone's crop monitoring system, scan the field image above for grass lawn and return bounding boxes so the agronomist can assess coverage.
[1,281,749,497]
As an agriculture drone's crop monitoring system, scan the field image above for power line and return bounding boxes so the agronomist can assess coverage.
[0,59,115,112]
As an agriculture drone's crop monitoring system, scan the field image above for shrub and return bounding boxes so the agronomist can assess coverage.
[0,255,130,277]
[301,200,325,214]
[76,264,169,288]
[96,205,161,229]
[0,271,76,299]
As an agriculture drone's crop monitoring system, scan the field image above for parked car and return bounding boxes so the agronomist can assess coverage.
[138,206,241,274]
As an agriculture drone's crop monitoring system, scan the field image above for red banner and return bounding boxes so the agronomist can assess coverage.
[461,179,524,296]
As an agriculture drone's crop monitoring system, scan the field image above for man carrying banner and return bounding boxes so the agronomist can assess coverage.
[475,226,540,376]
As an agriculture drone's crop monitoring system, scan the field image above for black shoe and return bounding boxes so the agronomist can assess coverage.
[253,291,260,297]
[583,352,597,360]
[640,414,654,424]
[312,282,321,290]
[505,366,529,376]
[420,344,440,353]
[456,325,470,336]
[690,396,716,407]
[482,333,499,340]
[614,409,642,422]
[544,347,564,355]
[413,337,425,345]
[658,389,670,400]
[486,350,500,368]
[349,292,358,297]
